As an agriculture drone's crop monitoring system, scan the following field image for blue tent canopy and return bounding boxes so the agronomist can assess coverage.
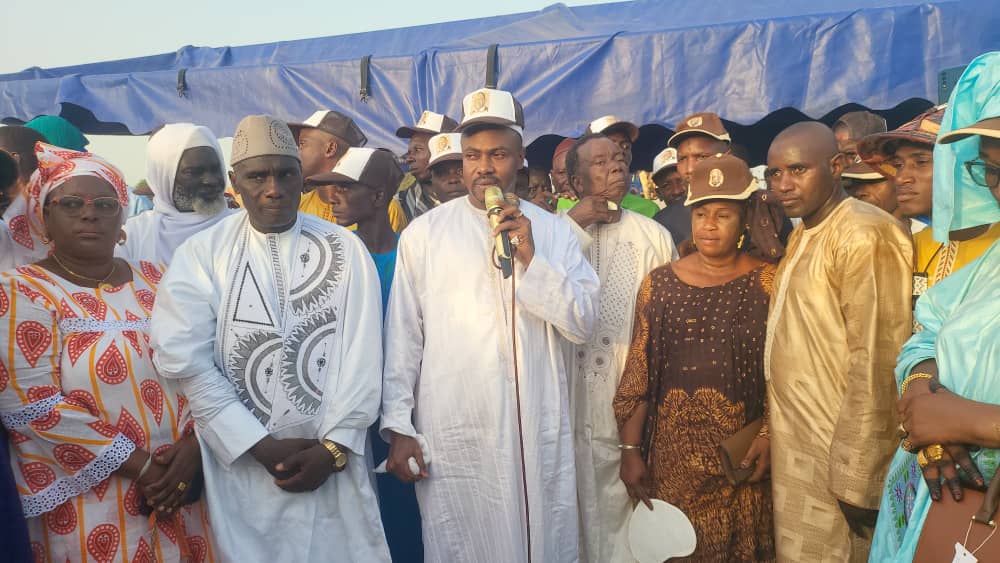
[0,0,996,166]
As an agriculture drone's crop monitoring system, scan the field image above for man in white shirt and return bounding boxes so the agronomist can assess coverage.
[380,88,599,563]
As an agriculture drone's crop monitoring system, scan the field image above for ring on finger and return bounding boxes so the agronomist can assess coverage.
[916,449,929,468]
[176,482,188,492]
[925,444,945,463]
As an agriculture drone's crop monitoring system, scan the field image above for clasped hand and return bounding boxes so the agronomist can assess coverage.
[136,433,201,514]
[251,436,342,493]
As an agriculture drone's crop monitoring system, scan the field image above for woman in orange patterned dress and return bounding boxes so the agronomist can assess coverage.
[0,143,213,562]
[614,154,775,562]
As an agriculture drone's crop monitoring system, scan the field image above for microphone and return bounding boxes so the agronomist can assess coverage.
[484,186,514,279]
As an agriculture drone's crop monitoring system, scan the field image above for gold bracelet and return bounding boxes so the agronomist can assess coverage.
[900,372,934,396]
[618,444,642,450]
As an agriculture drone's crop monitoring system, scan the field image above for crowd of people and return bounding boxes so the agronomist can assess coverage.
[0,49,998,563]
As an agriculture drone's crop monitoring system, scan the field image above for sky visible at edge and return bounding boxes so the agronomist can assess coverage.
[1,0,611,182]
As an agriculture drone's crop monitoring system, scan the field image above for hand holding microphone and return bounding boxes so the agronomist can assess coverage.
[485,186,534,272]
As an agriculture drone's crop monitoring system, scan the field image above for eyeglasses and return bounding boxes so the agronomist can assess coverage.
[46,195,122,217]
[965,159,1000,189]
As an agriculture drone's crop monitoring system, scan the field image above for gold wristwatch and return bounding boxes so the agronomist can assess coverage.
[322,439,348,472]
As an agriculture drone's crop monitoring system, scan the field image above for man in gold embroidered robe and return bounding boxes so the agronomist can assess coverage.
[763,122,912,562]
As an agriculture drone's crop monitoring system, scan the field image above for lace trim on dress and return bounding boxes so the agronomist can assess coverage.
[0,394,63,429]
[58,317,150,334]
[19,433,135,518]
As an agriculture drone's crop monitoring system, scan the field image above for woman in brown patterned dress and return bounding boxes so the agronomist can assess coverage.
[614,154,776,562]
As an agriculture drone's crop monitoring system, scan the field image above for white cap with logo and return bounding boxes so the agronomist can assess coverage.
[428,133,463,167]
[651,147,679,178]
[456,88,525,137]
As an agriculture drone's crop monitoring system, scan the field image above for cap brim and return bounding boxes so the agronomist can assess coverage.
[667,129,732,148]
[651,162,678,178]
[395,126,439,139]
[843,170,885,181]
[428,153,462,168]
[600,122,640,142]
[857,131,936,162]
[305,171,354,185]
[939,118,1000,144]
[684,178,757,206]
[456,116,523,135]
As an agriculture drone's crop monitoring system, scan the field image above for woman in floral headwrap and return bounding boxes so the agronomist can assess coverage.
[0,143,213,562]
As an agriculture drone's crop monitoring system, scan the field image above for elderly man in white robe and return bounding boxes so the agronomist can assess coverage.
[381,88,600,563]
[150,115,390,562]
[117,123,234,265]
[561,133,677,562]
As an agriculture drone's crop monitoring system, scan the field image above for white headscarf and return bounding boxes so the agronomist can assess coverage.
[142,123,232,264]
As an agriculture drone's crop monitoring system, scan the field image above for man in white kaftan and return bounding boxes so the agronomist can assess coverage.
[150,115,390,562]
[561,135,677,562]
[380,89,600,563]
[118,123,235,265]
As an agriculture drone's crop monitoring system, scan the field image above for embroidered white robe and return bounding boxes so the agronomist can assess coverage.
[562,210,677,563]
[150,212,390,562]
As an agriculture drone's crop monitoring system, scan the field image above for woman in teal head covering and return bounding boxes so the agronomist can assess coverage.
[24,115,89,151]
[869,51,1000,561]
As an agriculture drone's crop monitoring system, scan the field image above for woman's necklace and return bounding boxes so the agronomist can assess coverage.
[52,253,117,291]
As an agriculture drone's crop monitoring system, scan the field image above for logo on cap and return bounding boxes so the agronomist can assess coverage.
[434,135,451,153]
[417,111,430,127]
[687,116,703,128]
[665,148,677,160]
[709,168,725,188]
[470,91,489,115]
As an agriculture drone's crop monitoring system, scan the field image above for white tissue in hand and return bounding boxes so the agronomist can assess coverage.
[373,434,431,474]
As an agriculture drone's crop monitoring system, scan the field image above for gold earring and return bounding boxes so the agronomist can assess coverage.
[737,233,746,249]
[40,233,51,245]
[118,230,128,246]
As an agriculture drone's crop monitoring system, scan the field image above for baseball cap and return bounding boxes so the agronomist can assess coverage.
[938,116,1000,144]
[456,88,525,136]
[585,115,639,142]
[552,137,576,162]
[668,112,732,148]
[427,133,462,168]
[396,111,459,138]
[684,153,757,206]
[651,147,679,178]
[857,106,946,175]
[305,147,403,191]
[287,110,367,148]
[842,159,884,181]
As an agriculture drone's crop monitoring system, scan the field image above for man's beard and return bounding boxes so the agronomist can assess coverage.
[190,195,227,217]
[173,192,223,217]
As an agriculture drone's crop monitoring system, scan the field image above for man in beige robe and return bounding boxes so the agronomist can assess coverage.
[763,122,911,562]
